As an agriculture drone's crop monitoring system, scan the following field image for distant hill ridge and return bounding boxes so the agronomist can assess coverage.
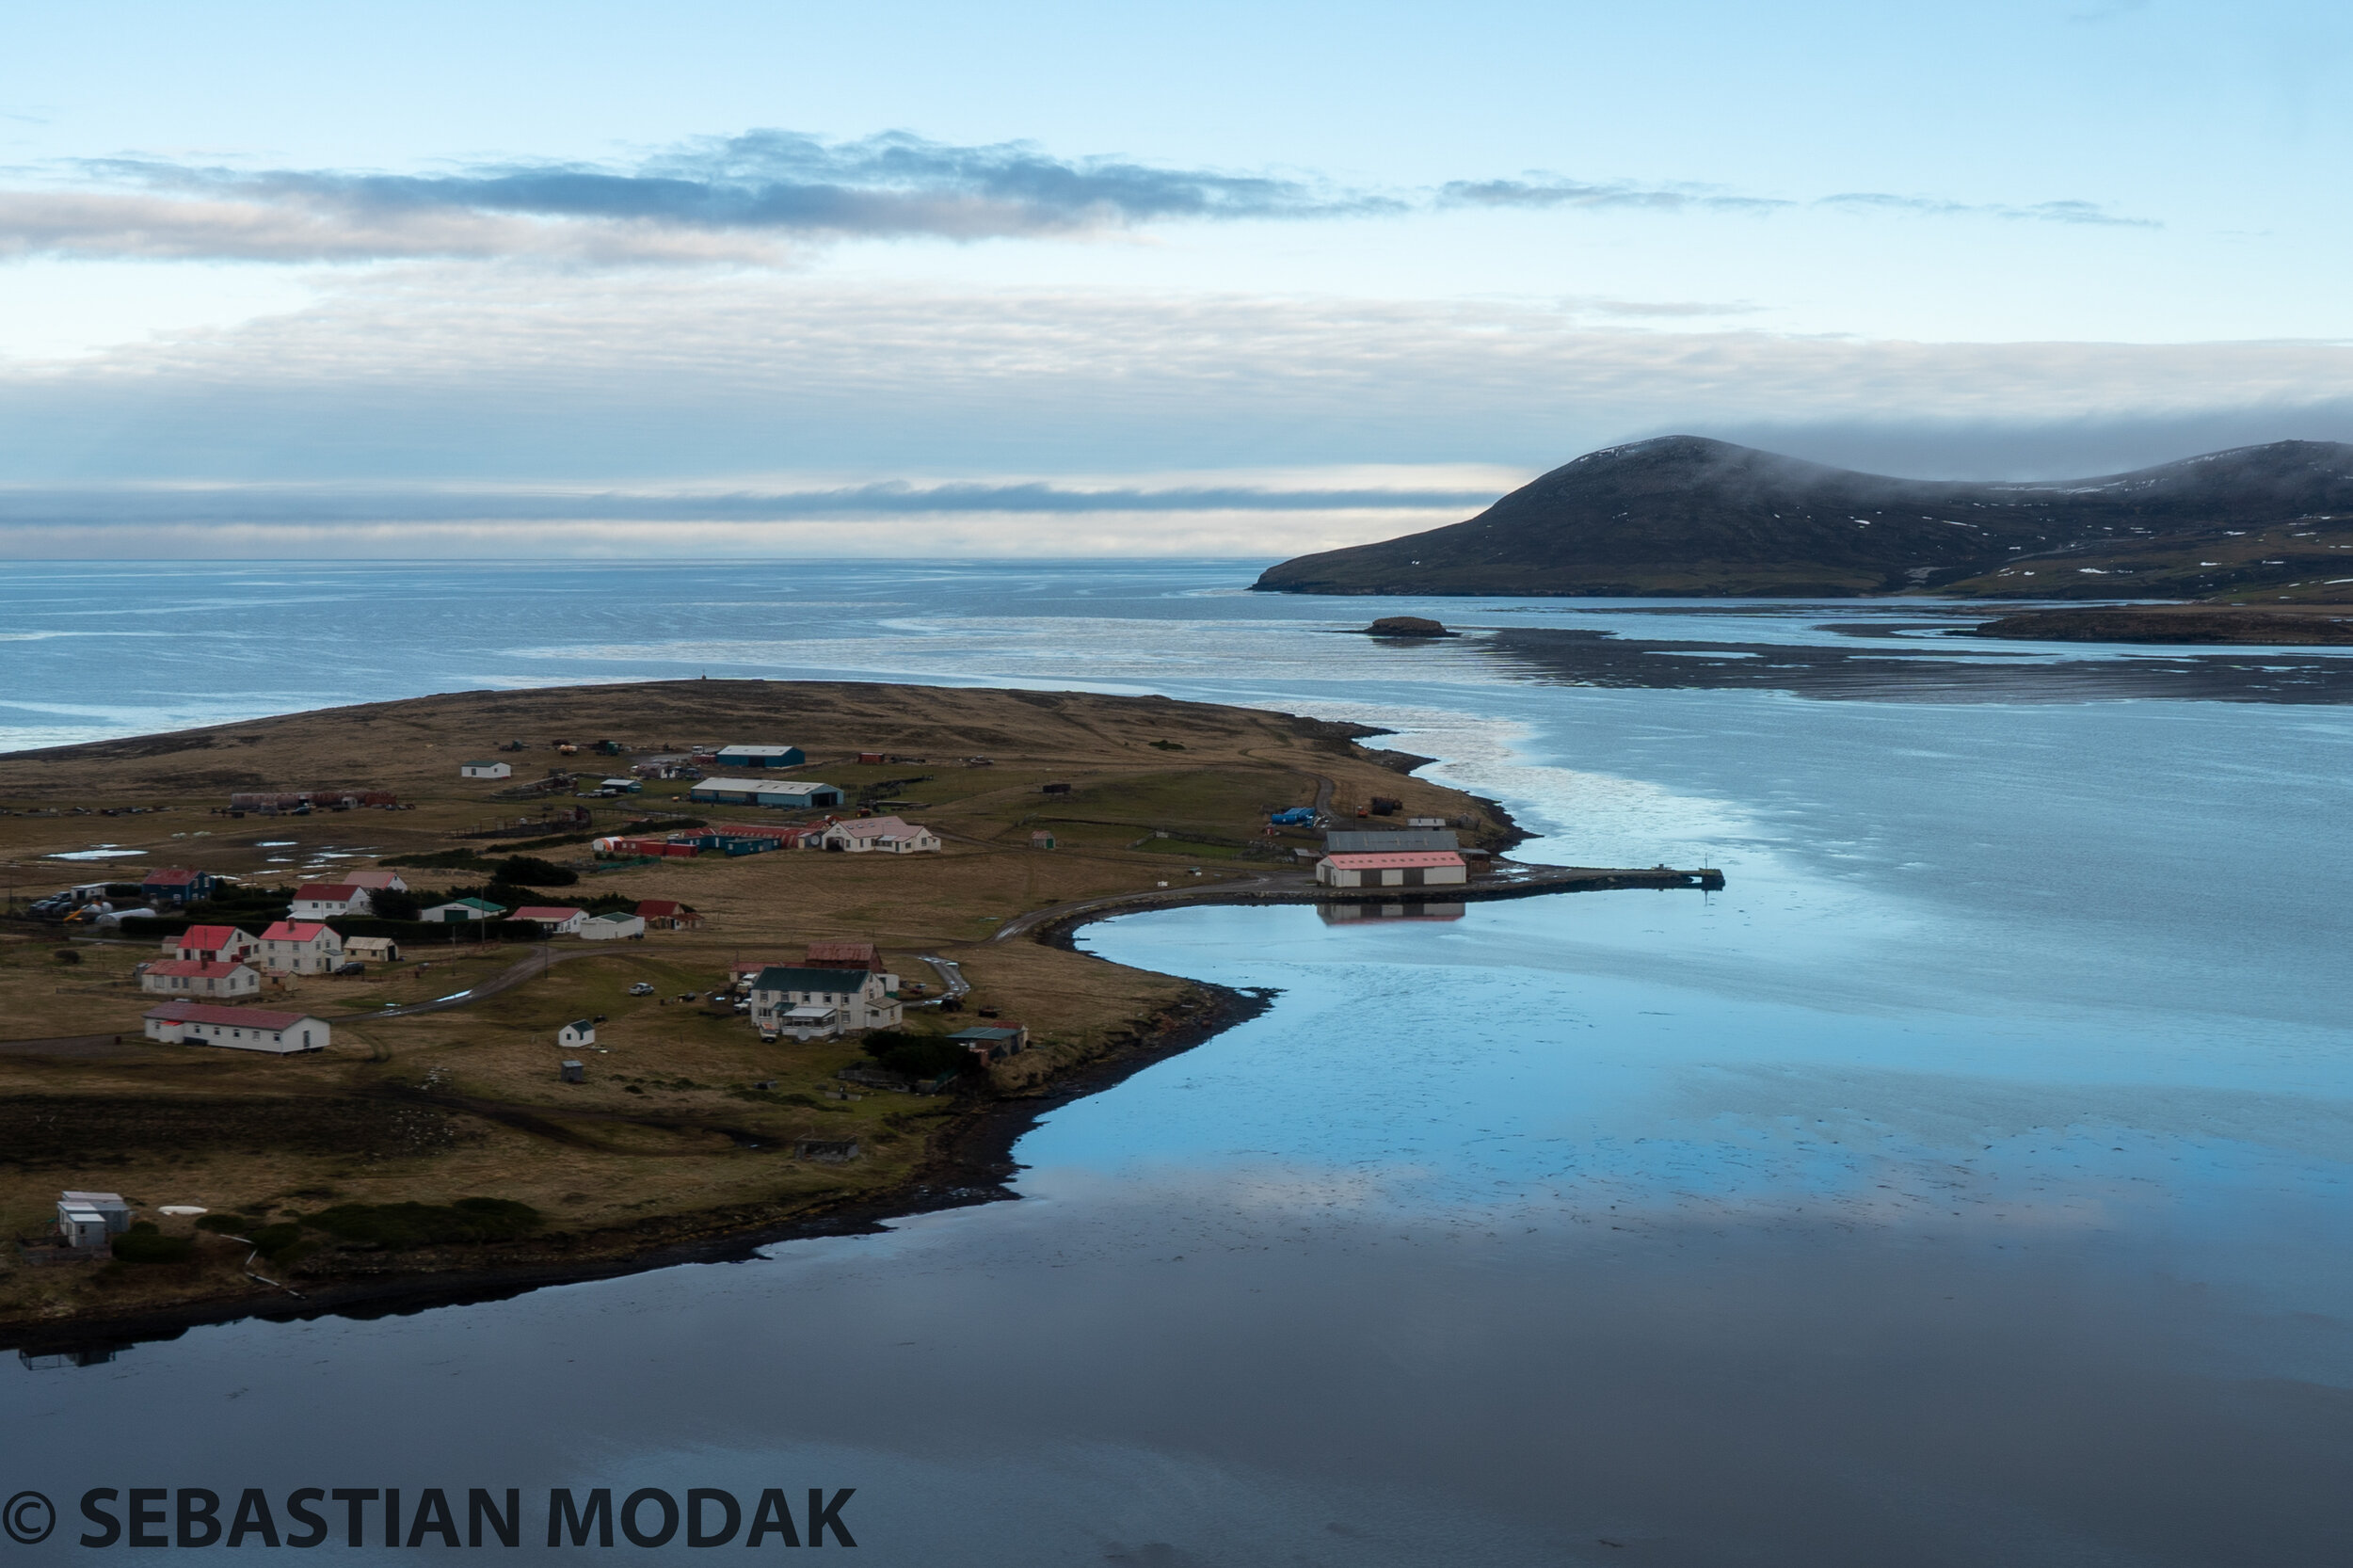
[1250,436,2353,600]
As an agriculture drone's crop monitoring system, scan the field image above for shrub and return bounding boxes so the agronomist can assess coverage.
[860,1031,970,1080]
[191,1214,305,1258]
[620,815,703,834]
[53,948,81,966]
[380,849,486,871]
[111,1222,195,1264]
[248,1222,307,1259]
[368,887,423,921]
[305,1197,543,1250]
[491,856,577,888]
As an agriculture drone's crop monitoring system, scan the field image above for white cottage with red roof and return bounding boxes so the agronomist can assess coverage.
[143,1001,329,1054]
[511,905,586,936]
[290,882,373,920]
[818,815,941,854]
[340,870,409,892]
[173,924,259,965]
[1315,851,1468,889]
[140,959,262,1000]
[256,920,344,973]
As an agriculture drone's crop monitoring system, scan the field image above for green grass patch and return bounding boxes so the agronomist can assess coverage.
[1133,837,1252,858]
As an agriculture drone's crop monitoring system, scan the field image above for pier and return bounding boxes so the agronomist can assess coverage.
[993,859,1724,945]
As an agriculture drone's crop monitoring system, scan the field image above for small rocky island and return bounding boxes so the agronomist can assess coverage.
[1355,616,1457,637]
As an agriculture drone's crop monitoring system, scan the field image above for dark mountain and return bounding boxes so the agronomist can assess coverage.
[1251,437,2353,600]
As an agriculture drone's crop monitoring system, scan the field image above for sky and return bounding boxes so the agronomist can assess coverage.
[4,0,2352,558]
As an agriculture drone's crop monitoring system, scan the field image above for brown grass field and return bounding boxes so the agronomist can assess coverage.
[0,680,1499,1334]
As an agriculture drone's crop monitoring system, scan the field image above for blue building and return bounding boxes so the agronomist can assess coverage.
[753,780,842,809]
[714,744,806,769]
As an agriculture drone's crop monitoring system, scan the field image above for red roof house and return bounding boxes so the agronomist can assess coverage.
[175,924,258,963]
[140,958,261,999]
[256,920,344,973]
[291,883,372,918]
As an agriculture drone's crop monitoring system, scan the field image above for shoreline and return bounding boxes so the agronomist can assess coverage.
[0,979,1273,1355]
[0,861,1720,1354]
[0,683,1708,1352]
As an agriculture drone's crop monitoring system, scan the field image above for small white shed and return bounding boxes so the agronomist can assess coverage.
[461,760,513,779]
[558,1018,596,1049]
[578,912,647,941]
[57,1191,131,1249]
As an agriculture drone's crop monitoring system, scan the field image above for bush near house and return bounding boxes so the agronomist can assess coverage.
[490,856,577,888]
[367,886,423,921]
[110,1222,195,1264]
[859,1030,971,1080]
[305,1197,544,1250]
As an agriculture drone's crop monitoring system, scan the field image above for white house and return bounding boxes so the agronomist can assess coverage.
[512,905,587,936]
[255,920,344,973]
[140,959,262,999]
[819,815,941,855]
[290,882,373,920]
[578,912,647,940]
[174,924,259,965]
[557,1018,596,1049]
[341,870,410,892]
[1315,851,1468,889]
[461,760,513,779]
[746,966,904,1038]
[143,1000,329,1054]
[422,898,505,922]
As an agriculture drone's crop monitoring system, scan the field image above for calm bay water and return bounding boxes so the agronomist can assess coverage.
[4,562,2350,1564]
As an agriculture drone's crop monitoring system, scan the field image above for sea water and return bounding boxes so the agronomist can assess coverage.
[3,562,2348,1565]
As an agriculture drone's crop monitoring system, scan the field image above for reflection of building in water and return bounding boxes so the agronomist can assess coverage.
[19,1344,126,1369]
[1318,902,1466,924]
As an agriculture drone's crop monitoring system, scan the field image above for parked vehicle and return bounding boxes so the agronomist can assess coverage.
[628,982,655,996]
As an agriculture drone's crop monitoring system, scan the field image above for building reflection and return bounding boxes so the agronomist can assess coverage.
[1316,901,1466,924]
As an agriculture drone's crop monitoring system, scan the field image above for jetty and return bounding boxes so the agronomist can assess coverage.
[993,859,1723,944]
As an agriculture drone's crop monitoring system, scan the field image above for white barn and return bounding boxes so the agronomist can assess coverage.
[1316,851,1468,889]
[144,1001,329,1054]
[578,912,647,940]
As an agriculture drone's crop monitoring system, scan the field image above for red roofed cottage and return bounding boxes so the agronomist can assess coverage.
[1315,851,1467,889]
[257,920,344,973]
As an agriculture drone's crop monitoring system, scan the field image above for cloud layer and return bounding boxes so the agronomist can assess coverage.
[1,269,2347,536]
[1442,177,2153,227]
[0,129,2152,264]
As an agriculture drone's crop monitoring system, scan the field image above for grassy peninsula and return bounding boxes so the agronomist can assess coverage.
[0,680,1509,1340]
